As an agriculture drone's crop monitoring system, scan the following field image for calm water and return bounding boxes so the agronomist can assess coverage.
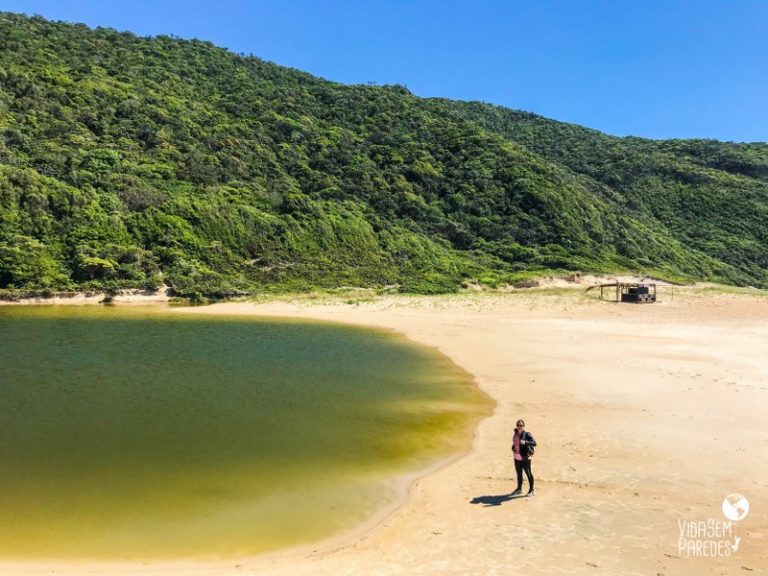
[0,305,491,560]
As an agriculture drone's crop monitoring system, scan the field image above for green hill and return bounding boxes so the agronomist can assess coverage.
[1,13,767,297]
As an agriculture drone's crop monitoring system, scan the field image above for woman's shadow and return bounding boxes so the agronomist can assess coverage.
[470,492,527,507]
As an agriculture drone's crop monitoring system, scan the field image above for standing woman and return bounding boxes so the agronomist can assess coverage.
[511,419,536,497]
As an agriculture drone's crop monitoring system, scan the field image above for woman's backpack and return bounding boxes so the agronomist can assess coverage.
[525,432,535,457]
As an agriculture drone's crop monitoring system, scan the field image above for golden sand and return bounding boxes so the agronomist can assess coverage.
[2,288,766,575]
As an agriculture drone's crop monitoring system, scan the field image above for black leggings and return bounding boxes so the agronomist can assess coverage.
[514,458,534,491]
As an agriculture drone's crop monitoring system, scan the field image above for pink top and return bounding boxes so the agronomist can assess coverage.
[513,434,523,461]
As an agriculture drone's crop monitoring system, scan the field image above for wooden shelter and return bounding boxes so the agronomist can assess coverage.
[588,282,657,303]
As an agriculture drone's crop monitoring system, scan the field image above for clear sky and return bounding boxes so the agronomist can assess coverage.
[2,0,767,142]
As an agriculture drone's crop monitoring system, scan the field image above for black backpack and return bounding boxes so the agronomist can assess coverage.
[525,432,535,457]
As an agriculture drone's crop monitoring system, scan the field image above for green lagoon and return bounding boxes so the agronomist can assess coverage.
[0,305,491,560]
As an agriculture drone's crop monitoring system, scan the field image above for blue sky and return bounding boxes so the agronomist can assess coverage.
[2,0,767,142]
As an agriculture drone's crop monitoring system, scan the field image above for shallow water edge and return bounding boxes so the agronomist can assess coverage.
[0,303,494,563]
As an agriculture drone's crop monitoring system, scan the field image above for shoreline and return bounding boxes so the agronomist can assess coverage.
[1,291,766,575]
[0,295,493,573]
[0,272,727,307]
[0,286,172,306]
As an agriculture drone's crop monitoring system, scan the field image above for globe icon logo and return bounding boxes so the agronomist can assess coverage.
[722,493,749,521]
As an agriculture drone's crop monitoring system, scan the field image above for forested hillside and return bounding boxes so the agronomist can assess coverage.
[1,13,767,296]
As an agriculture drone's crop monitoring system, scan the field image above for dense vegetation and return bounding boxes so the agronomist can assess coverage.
[1,13,767,296]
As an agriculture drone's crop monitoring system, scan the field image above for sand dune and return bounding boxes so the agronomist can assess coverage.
[2,290,766,575]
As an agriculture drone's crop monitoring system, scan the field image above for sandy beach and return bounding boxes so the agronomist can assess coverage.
[2,288,766,575]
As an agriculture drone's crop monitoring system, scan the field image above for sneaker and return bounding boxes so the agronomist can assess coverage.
[527,490,535,497]
[510,488,522,496]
